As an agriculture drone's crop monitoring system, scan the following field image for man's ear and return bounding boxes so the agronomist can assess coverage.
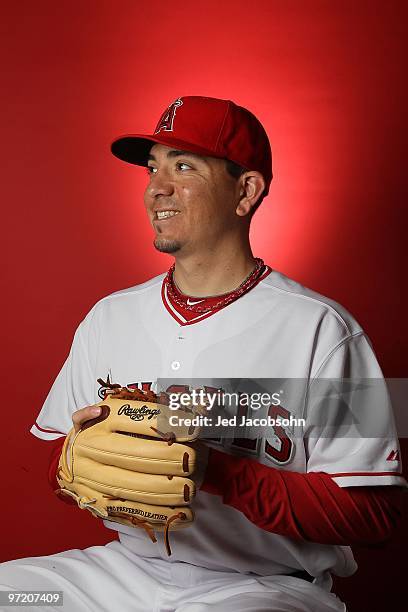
[235,172,265,217]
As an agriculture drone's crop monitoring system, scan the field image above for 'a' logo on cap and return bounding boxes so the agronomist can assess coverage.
[154,98,183,134]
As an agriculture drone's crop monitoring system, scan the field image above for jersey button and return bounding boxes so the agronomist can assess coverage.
[171,361,181,371]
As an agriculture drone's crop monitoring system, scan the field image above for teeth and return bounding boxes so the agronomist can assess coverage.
[156,210,179,220]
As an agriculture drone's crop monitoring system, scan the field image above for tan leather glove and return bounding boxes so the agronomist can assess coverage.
[56,385,206,555]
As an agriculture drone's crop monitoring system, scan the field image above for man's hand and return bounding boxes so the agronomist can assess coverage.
[72,404,102,433]
[64,405,103,464]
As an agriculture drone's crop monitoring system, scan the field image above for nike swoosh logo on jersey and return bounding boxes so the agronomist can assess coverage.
[186,298,205,305]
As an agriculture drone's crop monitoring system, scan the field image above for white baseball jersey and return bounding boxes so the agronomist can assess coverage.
[31,269,405,580]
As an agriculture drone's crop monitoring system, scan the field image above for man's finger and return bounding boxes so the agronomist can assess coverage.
[72,405,102,433]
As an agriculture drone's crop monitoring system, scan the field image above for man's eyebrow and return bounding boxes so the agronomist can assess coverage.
[147,150,209,164]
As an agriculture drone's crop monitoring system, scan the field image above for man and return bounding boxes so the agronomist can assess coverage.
[1,96,405,611]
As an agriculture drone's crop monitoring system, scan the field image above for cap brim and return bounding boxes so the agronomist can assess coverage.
[111,133,229,167]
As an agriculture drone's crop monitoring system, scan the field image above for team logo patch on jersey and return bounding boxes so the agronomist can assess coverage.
[154,98,183,134]
[386,449,400,461]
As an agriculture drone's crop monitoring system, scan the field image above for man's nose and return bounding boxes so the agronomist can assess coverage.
[145,169,174,199]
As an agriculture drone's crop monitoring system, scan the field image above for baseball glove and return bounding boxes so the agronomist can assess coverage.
[56,380,206,555]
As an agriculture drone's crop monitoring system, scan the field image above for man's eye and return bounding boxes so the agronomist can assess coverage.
[177,162,192,171]
[147,166,157,175]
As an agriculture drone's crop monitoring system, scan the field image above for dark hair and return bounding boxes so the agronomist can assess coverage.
[225,159,265,215]
[225,159,246,180]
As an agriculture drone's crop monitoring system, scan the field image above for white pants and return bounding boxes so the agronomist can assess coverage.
[0,541,346,612]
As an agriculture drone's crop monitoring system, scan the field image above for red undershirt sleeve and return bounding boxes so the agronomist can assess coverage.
[200,447,404,545]
[48,436,66,491]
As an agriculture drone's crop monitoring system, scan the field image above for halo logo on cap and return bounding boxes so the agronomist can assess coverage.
[154,98,183,134]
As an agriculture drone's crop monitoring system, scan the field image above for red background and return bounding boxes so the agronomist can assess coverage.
[1,1,407,610]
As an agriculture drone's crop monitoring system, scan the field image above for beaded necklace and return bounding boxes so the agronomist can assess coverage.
[164,258,266,314]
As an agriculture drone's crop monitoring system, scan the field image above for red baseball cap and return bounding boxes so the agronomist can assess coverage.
[111,96,273,195]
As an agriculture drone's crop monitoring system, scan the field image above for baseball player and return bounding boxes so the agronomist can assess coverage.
[0,96,405,612]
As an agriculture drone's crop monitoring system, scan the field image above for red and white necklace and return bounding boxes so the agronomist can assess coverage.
[164,258,268,315]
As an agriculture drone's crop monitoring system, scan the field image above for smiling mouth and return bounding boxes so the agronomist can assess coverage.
[155,210,180,220]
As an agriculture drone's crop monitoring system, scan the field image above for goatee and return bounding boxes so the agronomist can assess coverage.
[153,239,181,254]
